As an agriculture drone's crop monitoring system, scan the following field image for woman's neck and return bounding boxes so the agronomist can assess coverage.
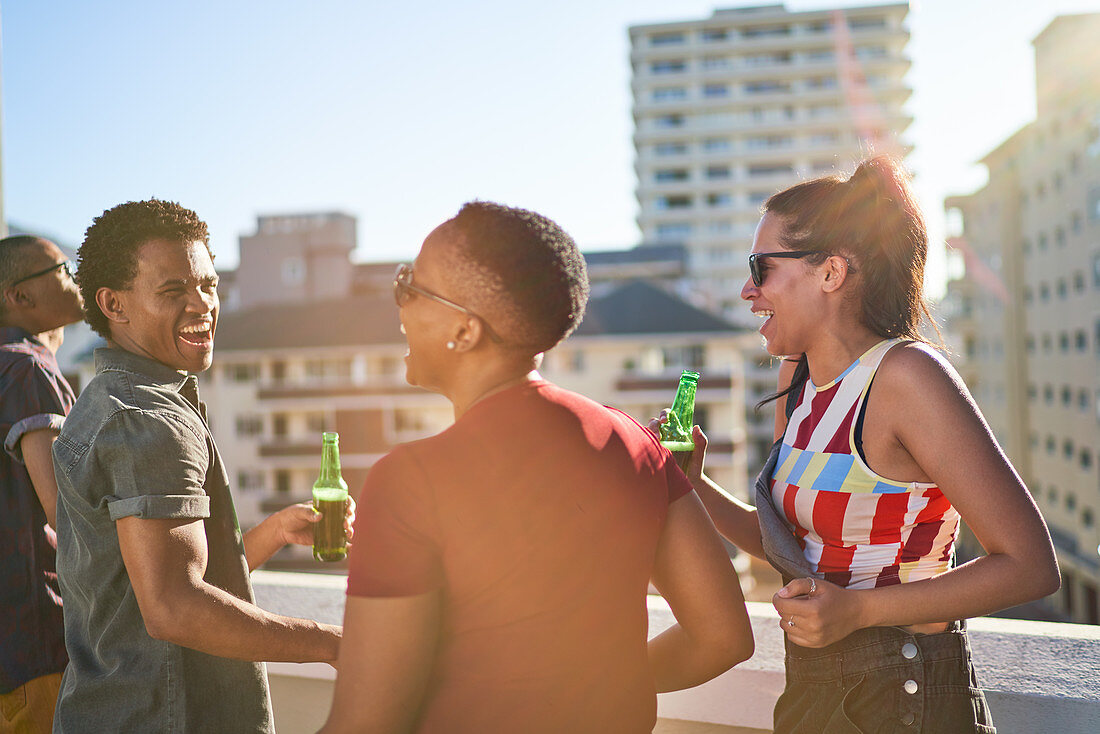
[449,364,542,420]
[803,328,885,386]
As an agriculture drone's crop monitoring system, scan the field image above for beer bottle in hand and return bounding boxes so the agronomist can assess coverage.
[660,370,699,473]
[312,431,349,562]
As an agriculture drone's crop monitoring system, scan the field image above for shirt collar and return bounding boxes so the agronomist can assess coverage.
[93,346,194,391]
[0,326,43,347]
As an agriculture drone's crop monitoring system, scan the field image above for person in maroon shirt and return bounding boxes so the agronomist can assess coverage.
[0,235,84,734]
[320,202,753,734]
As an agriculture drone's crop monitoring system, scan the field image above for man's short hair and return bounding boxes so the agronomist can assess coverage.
[0,235,50,320]
[78,200,211,338]
[447,202,588,353]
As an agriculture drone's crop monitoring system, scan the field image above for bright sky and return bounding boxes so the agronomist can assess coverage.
[4,0,1100,296]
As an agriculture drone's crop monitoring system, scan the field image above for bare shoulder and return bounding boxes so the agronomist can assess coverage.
[876,341,971,408]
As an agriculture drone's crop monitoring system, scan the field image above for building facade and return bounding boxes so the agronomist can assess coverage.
[943,14,1100,624]
[629,2,912,323]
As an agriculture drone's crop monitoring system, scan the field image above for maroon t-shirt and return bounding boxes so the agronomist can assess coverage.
[348,380,691,733]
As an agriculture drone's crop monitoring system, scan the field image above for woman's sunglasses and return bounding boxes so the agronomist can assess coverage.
[747,250,818,287]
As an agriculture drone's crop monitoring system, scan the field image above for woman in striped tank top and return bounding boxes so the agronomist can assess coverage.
[659,156,1059,733]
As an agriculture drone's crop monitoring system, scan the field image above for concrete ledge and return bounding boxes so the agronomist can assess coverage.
[253,570,1100,734]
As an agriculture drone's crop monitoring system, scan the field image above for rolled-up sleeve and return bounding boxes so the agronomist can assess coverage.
[5,413,66,464]
[94,409,212,521]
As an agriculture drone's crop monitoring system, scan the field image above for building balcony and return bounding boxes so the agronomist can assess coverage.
[254,570,1100,734]
[257,380,419,400]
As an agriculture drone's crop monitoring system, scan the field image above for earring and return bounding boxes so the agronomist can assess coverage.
[446,341,456,350]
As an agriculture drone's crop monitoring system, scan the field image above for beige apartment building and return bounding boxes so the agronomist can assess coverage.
[943,14,1100,624]
[629,2,913,324]
[201,214,756,568]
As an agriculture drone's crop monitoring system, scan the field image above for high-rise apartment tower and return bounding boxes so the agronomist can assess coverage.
[630,3,913,322]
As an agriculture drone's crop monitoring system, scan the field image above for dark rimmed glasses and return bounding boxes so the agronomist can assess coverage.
[393,263,503,343]
[748,250,818,287]
[11,259,75,287]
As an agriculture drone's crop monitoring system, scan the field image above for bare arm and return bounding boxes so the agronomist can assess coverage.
[648,491,754,692]
[649,357,800,561]
[21,428,61,529]
[117,515,341,662]
[774,346,1059,646]
[319,591,441,734]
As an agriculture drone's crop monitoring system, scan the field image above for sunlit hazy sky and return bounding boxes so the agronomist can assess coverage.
[4,0,1100,295]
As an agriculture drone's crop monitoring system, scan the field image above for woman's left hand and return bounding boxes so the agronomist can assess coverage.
[772,577,863,648]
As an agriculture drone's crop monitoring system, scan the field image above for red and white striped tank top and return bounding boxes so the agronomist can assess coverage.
[769,339,960,589]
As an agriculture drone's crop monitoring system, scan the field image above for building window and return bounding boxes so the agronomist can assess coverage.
[651,32,686,46]
[656,223,692,239]
[662,345,705,371]
[237,471,265,492]
[1057,279,1067,299]
[703,137,731,152]
[653,87,687,102]
[744,80,789,95]
[701,28,728,42]
[849,17,887,30]
[1084,507,1095,528]
[235,415,263,437]
[225,363,260,382]
[305,358,352,382]
[1066,492,1077,511]
[1064,439,1075,460]
[706,193,733,208]
[281,257,305,286]
[1082,451,1094,470]
[655,142,688,156]
[1039,283,1050,301]
[701,56,731,70]
[743,25,790,38]
[651,60,687,74]
[1062,386,1072,406]
[746,135,792,149]
[1089,187,1100,221]
[748,163,794,177]
[1059,332,1070,352]
[748,191,771,206]
[705,165,731,180]
[1076,330,1087,352]
[275,470,291,495]
[1045,435,1055,454]
[655,169,689,183]
[658,196,692,210]
[306,412,328,435]
[703,83,729,98]
[273,413,288,438]
[1075,272,1086,292]
[805,76,838,90]
[654,114,685,128]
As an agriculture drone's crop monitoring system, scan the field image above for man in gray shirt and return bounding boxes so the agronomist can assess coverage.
[52,200,344,733]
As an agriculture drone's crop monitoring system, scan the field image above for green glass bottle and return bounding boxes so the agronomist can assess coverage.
[660,370,699,473]
[312,432,349,562]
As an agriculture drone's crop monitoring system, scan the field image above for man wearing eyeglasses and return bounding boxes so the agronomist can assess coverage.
[0,235,84,734]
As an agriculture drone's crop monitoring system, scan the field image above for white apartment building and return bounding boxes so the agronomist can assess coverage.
[943,14,1100,625]
[630,2,912,323]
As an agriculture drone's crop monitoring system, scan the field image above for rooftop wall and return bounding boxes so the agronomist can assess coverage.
[254,570,1100,734]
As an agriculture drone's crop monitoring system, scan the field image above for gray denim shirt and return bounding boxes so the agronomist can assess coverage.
[52,347,273,734]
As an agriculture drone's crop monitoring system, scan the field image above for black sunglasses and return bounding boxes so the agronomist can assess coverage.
[393,263,503,343]
[11,259,75,287]
[748,250,819,287]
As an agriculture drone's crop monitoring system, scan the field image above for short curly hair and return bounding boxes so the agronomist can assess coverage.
[78,199,211,338]
[446,201,588,354]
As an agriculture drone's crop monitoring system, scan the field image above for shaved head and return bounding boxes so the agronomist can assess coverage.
[428,202,588,354]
